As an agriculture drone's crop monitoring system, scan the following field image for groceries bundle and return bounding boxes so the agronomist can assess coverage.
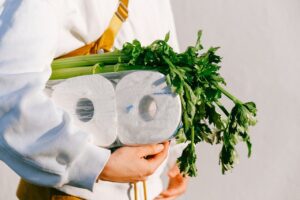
[48,31,257,176]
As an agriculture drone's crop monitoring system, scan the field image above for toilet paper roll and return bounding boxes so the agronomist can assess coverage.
[116,71,182,145]
[51,75,117,147]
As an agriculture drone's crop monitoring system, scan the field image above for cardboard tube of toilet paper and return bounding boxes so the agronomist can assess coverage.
[116,71,182,145]
[51,75,117,147]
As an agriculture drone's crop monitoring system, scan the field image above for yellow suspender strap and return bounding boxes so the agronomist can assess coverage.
[58,0,129,59]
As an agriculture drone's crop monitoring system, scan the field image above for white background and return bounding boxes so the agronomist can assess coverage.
[172,0,300,199]
[1,0,300,199]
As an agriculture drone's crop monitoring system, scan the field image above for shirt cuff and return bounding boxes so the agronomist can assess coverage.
[66,143,111,191]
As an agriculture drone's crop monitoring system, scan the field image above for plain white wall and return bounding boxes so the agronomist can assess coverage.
[1,0,300,199]
[172,0,300,200]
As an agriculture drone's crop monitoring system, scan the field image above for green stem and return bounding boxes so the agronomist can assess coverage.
[215,101,230,117]
[162,56,176,70]
[51,66,98,80]
[51,51,130,70]
[191,126,195,145]
[50,64,156,80]
[214,84,243,105]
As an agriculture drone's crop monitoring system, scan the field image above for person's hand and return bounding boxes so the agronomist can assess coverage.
[98,141,170,183]
[155,163,188,200]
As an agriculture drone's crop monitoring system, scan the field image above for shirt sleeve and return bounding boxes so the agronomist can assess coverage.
[0,0,110,192]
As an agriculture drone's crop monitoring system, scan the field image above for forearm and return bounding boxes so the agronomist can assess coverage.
[0,0,110,191]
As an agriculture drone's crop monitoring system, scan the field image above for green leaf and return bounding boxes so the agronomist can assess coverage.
[164,32,170,42]
[195,30,203,51]
[113,30,257,176]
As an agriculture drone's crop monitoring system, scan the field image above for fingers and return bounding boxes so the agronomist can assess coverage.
[159,185,185,197]
[98,142,171,183]
[146,141,170,168]
[155,186,185,200]
[154,196,176,200]
[157,168,188,199]
[138,143,165,157]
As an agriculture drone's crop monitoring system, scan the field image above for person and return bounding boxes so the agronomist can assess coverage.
[0,0,188,199]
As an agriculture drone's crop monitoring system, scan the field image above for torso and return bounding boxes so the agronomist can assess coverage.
[49,1,178,199]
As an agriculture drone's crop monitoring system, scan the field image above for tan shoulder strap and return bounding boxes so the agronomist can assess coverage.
[57,0,129,59]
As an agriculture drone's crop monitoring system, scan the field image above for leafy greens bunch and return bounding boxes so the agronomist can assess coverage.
[51,31,257,177]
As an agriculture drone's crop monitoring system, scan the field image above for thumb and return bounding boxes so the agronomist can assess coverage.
[138,143,166,157]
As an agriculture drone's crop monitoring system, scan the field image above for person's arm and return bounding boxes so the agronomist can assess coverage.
[0,0,110,191]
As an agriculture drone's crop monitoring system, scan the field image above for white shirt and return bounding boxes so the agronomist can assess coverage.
[0,0,182,199]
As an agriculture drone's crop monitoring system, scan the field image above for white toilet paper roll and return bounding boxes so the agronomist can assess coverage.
[116,71,182,145]
[51,75,117,147]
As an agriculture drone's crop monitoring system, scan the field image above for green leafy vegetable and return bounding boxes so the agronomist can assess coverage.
[51,31,257,176]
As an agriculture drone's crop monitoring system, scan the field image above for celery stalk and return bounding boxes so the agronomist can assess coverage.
[51,51,130,70]
[50,64,156,80]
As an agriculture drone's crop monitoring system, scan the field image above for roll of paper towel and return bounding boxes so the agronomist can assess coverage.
[116,71,182,145]
[51,75,117,147]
